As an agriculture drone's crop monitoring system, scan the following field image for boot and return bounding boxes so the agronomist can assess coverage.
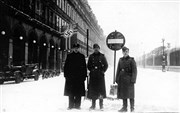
[68,96,74,110]
[74,96,81,109]
[130,99,135,112]
[118,99,127,112]
[99,99,103,109]
[90,99,96,109]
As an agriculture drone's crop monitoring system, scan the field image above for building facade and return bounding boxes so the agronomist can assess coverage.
[0,0,106,72]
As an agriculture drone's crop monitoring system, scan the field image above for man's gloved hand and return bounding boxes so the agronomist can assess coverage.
[130,78,135,84]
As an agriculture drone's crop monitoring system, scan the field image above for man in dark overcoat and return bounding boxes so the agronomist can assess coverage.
[116,46,137,112]
[64,43,87,110]
[87,43,108,110]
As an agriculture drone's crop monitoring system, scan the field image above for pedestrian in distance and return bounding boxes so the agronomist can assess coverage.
[116,46,137,112]
[87,43,108,110]
[64,43,87,110]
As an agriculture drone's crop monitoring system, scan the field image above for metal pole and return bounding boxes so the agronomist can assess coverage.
[85,29,89,99]
[113,50,116,84]
[162,39,164,56]
[113,30,117,84]
[87,29,89,57]
[162,38,165,72]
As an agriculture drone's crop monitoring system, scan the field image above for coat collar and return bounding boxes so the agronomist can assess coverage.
[122,55,130,60]
[93,51,101,56]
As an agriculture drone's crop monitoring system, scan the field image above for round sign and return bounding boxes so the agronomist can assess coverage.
[64,29,74,38]
[106,31,125,51]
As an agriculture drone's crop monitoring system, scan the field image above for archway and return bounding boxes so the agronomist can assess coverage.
[28,30,38,64]
[56,39,61,71]
[39,35,48,69]
[0,17,10,70]
[12,23,26,66]
[49,39,55,70]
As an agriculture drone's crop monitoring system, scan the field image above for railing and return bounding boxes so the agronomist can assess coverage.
[138,65,180,72]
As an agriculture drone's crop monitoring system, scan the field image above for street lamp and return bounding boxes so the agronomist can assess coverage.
[19,36,23,40]
[1,31,5,35]
[167,43,171,71]
[162,38,166,72]
[43,43,46,46]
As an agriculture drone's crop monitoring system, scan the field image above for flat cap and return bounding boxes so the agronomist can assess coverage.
[122,46,129,52]
[93,43,100,49]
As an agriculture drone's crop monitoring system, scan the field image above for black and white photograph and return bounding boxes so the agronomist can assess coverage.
[0,0,179,112]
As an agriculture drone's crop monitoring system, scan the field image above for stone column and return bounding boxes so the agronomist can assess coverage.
[167,48,170,71]
[47,46,50,69]
[54,48,56,70]
[8,39,13,66]
[25,43,28,64]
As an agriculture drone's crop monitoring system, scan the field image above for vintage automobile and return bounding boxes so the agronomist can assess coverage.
[0,65,23,84]
[0,63,40,84]
[21,63,40,81]
[41,69,60,79]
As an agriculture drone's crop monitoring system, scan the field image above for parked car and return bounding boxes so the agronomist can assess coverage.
[0,63,40,84]
[0,65,23,84]
[21,63,40,81]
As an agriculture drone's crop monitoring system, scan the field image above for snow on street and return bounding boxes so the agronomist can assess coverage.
[0,67,179,112]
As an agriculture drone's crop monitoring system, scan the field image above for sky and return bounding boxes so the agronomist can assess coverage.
[87,0,180,58]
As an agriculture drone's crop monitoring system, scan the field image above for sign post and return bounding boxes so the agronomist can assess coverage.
[113,50,116,84]
[106,30,125,96]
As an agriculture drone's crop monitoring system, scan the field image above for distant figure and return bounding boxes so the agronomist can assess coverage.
[87,43,108,110]
[116,46,137,112]
[64,43,87,110]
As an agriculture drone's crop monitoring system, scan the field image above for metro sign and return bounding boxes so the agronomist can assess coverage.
[106,31,125,51]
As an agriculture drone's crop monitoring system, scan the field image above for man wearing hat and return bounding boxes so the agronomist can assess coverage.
[116,46,137,112]
[64,43,87,110]
[87,43,108,110]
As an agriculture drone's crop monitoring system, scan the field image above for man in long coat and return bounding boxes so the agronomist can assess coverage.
[64,44,87,109]
[87,44,108,110]
[116,46,137,112]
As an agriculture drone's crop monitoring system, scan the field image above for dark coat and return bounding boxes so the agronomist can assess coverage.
[116,55,137,99]
[87,52,108,99]
[64,51,87,96]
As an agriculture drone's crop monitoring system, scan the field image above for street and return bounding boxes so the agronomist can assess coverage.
[0,67,179,112]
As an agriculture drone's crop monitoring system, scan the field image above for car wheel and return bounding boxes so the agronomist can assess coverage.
[0,80,4,84]
[34,72,39,81]
[15,73,21,83]
[20,77,24,82]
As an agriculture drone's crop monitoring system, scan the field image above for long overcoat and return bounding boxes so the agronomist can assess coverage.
[87,52,108,99]
[64,51,87,96]
[116,55,137,99]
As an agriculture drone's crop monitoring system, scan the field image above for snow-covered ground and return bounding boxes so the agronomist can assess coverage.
[0,67,179,112]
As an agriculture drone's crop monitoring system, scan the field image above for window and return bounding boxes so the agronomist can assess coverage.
[36,0,41,15]
[59,17,62,31]
[70,8,73,19]
[62,19,64,26]
[62,0,64,11]
[37,0,40,10]
[69,5,71,16]
[64,0,67,13]
[59,0,61,8]
[57,0,59,6]
[57,16,59,30]
[67,4,69,16]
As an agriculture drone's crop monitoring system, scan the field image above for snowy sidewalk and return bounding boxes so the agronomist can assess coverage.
[0,68,179,112]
